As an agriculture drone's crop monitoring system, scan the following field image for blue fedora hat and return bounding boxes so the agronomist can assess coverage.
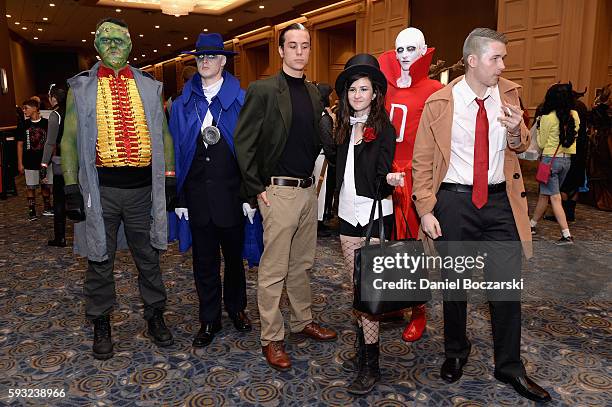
[181,33,237,56]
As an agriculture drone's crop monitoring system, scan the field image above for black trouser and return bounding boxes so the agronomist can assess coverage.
[52,173,66,240]
[85,186,167,320]
[434,187,526,378]
[190,220,247,324]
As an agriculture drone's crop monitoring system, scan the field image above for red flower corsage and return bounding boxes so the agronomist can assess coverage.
[363,127,377,143]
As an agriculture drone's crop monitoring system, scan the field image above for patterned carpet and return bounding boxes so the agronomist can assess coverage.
[0,168,610,406]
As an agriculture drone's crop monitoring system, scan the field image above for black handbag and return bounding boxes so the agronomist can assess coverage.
[352,184,431,315]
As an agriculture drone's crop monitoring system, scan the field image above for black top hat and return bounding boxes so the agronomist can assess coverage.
[181,33,237,57]
[334,53,387,96]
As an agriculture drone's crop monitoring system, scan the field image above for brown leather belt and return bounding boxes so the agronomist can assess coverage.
[270,176,315,188]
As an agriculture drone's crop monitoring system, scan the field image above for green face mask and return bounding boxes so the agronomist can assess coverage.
[94,22,132,70]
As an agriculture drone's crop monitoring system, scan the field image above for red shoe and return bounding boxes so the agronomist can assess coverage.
[402,304,426,342]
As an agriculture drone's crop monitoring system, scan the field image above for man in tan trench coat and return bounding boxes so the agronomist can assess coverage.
[412,28,551,403]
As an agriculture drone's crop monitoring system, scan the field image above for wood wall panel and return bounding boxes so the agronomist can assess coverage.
[365,0,409,58]
[502,0,529,32]
[534,0,562,27]
[530,34,559,69]
[504,39,526,71]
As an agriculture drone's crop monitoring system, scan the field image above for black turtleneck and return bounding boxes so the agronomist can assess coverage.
[273,71,318,178]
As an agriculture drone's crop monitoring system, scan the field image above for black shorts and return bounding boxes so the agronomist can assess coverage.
[339,214,394,238]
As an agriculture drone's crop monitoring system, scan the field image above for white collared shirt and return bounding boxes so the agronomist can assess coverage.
[338,125,393,227]
[443,78,506,185]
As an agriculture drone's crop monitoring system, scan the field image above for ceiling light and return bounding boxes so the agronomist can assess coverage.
[49,3,56,6]
[21,27,27,30]
[183,36,188,40]
[160,0,196,16]
[43,17,48,21]
[141,54,145,57]
[37,28,43,31]
[227,18,233,22]
[259,5,264,9]
[139,34,144,38]
[153,49,158,53]
[203,29,208,32]
[133,57,138,61]
[34,37,38,40]
[155,25,160,29]
[115,9,121,13]
[167,43,171,47]
[82,39,86,42]
[5,14,11,18]
[91,31,95,35]
[96,55,101,60]
[14,22,20,25]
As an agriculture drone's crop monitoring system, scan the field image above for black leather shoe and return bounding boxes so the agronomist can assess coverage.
[494,373,552,403]
[441,357,468,383]
[147,310,174,347]
[229,311,252,332]
[192,322,222,348]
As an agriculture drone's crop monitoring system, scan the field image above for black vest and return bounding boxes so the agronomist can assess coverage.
[183,134,243,228]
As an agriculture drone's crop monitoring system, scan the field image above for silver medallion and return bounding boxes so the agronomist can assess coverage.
[202,125,221,145]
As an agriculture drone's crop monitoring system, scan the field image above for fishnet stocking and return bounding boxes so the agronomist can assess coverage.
[340,234,380,343]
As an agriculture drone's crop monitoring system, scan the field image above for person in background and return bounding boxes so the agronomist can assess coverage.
[40,85,68,247]
[314,82,335,237]
[17,98,50,221]
[529,83,579,244]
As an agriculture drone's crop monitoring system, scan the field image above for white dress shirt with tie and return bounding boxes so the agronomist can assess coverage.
[443,78,507,185]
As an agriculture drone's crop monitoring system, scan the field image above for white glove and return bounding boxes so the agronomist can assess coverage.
[242,202,257,224]
[175,207,189,220]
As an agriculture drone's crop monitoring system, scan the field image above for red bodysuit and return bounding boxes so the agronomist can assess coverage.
[378,48,443,239]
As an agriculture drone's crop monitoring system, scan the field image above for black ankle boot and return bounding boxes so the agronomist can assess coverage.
[342,326,364,371]
[92,315,113,360]
[347,342,380,395]
[147,309,174,347]
[48,237,66,247]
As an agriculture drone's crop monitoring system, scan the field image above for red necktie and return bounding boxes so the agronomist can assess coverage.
[472,98,489,208]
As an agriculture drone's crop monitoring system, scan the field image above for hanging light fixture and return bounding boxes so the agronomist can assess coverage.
[160,0,196,16]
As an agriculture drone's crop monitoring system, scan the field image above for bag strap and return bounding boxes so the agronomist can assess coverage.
[364,179,386,246]
[550,143,561,164]
[397,204,415,239]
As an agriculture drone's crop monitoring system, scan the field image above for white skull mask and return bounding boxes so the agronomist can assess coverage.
[395,27,427,71]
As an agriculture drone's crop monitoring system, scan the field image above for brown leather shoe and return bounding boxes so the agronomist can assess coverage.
[298,322,337,341]
[262,341,291,371]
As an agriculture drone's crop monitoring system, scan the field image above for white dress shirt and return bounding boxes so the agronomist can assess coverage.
[443,78,507,185]
[338,125,393,227]
[199,76,224,148]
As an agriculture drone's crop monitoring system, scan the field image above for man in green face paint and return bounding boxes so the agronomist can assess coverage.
[61,18,177,360]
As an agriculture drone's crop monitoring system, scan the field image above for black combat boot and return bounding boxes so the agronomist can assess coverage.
[92,315,114,360]
[342,326,364,372]
[347,342,381,395]
[147,309,174,347]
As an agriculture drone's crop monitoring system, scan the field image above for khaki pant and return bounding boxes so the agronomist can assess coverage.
[257,182,317,346]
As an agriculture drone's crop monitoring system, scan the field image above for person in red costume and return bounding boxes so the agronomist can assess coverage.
[379,27,443,343]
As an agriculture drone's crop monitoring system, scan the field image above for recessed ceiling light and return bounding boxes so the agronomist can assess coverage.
[34,37,39,40]
[133,57,137,61]
[43,17,48,21]
[155,25,160,29]
[14,21,20,25]
[21,27,27,30]
[49,3,56,6]
[82,39,86,42]
[115,9,121,13]
[183,36,188,40]
[153,49,158,53]
[5,14,11,18]
[141,54,145,57]
[167,43,171,47]
[227,18,233,22]
[259,5,265,9]
[91,31,95,35]
[139,34,144,38]
[37,28,43,31]
[203,29,208,32]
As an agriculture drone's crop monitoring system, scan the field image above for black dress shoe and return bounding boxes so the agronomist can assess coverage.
[494,373,552,403]
[193,322,222,348]
[440,357,468,383]
[229,311,252,332]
